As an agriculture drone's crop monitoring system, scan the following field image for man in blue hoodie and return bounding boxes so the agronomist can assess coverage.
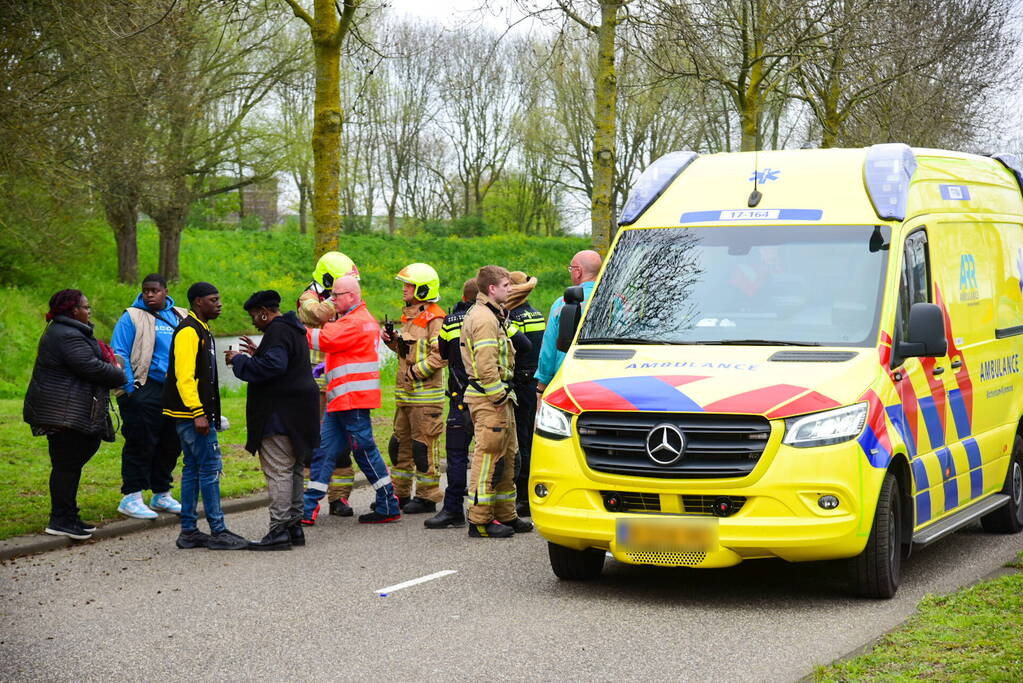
[111,274,187,519]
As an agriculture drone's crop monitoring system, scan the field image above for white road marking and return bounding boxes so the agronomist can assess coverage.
[375,570,457,595]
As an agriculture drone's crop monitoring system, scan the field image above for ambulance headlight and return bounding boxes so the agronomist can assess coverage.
[536,402,573,440]
[783,403,868,448]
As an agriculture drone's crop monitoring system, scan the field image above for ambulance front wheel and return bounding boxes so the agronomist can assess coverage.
[981,435,1023,534]
[548,542,605,581]
[850,472,902,599]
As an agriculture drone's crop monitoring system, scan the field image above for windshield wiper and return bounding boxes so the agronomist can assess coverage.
[700,339,822,346]
[578,336,662,345]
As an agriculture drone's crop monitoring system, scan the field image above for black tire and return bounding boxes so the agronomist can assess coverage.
[981,435,1023,534]
[851,472,902,599]
[548,542,605,580]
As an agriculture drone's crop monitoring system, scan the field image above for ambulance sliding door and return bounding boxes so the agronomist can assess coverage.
[928,220,1015,508]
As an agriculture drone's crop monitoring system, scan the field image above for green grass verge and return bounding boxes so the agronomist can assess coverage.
[0,222,587,399]
[0,360,401,540]
[815,551,1023,681]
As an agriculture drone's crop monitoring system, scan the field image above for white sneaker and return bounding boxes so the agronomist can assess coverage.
[150,491,182,515]
[117,492,158,519]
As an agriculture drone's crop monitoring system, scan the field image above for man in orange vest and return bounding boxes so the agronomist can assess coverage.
[382,263,447,514]
[297,251,360,522]
[304,275,400,523]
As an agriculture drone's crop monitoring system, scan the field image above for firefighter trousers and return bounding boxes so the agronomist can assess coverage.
[391,404,444,502]
[466,397,518,524]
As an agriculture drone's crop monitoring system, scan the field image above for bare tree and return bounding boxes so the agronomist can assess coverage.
[437,28,521,219]
[638,0,835,152]
[371,19,444,233]
[140,0,303,280]
[789,0,1014,148]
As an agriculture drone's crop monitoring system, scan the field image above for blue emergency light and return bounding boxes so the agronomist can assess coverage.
[618,151,699,226]
[864,143,917,221]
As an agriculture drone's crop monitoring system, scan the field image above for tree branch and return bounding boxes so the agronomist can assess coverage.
[281,0,314,28]
[556,0,598,35]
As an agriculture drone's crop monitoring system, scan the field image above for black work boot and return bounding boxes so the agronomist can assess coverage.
[516,500,531,518]
[288,524,306,547]
[468,520,514,538]
[402,497,437,515]
[501,517,534,533]
[247,528,292,551]
[424,507,466,529]
[329,498,354,517]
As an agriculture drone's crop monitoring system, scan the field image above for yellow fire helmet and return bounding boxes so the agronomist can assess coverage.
[395,262,440,302]
[312,251,359,291]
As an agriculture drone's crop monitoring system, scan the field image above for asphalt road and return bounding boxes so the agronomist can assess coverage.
[2,484,1020,682]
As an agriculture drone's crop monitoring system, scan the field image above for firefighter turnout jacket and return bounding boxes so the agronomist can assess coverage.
[389,302,447,405]
[461,293,516,404]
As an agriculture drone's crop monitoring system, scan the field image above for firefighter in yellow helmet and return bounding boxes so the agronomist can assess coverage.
[382,263,447,513]
[297,251,360,522]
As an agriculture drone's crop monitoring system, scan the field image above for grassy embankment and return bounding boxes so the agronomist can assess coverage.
[0,223,587,538]
[815,551,1023,681]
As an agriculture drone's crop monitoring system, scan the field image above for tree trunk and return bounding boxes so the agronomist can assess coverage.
[310,1,343,257]
[590,2,620,255]
[387,193,398,235]
[298,181,309,234]
[154,206,188,283]
[103,191,139,284]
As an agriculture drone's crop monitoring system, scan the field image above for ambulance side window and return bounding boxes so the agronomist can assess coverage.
[897,230,931,343]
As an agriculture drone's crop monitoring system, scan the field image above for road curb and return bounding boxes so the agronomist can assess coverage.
[804,552,1023,680]
[0,491,271,561]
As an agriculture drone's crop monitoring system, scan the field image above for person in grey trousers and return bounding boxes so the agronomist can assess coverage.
[226,290,321,550]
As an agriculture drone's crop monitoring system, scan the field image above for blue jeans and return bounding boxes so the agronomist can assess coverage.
[305,409,398,516]
[176,420,226,534]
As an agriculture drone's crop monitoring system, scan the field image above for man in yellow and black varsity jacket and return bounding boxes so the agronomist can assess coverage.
[163,282,248,551]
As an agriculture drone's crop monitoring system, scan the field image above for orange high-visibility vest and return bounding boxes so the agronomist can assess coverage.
[307,302,382,411]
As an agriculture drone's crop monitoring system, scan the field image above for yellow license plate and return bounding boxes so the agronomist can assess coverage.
[616,517,718,553]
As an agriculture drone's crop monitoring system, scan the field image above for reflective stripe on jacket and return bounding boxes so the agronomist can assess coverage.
[307,302,382,411]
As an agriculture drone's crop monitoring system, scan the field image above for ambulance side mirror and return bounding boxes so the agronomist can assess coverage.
[556,286,585,352]
[898,303,947,359]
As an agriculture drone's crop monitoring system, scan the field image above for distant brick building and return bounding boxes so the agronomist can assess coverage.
[241,179,278,229]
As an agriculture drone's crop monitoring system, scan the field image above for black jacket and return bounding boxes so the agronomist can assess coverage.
[508,301,544,379]
[23,315,126,438]
[231,312,320,458]
[163,312,221,428]
[439,300,473,399]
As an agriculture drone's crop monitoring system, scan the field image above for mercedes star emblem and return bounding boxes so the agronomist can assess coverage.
[645,423,686,465]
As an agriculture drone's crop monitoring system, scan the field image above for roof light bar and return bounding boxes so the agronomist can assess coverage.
[864,143,916,221]
[618,151,698,226]
[992,153,1023,195]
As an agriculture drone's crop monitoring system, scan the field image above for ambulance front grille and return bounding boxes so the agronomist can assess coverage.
[577,412,771,479]
[682,495,747,515]
[600,491,662,512]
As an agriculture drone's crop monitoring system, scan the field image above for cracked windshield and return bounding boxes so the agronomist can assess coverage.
[580,225,890,347]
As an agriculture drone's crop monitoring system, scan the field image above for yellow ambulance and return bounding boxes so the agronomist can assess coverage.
[531,145,1023,598]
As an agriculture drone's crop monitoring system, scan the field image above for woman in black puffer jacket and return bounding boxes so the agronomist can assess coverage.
[24,289,126,540]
